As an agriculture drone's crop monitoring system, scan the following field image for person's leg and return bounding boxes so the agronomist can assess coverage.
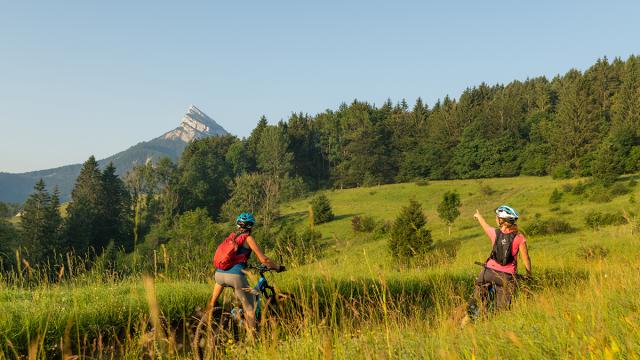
[496,278,515,310]
[207,273,229,325]
[217,272,257,338]
[230,275,256,337]
[467,268,489,318]
[492,271,514,310]
[208,283,224,309]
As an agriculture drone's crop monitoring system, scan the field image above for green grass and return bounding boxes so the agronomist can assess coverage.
[2,175,640,358]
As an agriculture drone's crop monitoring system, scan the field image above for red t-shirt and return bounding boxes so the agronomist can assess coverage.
[484,228,526,275]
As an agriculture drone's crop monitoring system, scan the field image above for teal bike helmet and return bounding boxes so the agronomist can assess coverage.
[236,212,256,229]
[495,205,519,223]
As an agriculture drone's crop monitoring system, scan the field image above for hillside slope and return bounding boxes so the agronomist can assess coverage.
[2,175,639,358]
[0,105,228,203]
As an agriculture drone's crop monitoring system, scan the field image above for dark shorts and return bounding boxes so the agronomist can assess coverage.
[471,267,516,311]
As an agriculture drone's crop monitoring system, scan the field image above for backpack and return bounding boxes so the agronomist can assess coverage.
[489,229,517,266]
[213,232,250,270]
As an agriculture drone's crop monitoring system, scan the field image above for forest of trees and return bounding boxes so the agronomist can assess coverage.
[0,55,639,271]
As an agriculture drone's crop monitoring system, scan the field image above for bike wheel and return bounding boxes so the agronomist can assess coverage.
[191,307,235,359]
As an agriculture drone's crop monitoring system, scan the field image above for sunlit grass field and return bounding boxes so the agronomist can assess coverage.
[1,176,639,359]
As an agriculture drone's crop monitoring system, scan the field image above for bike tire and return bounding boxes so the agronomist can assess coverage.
[191,307,235,360]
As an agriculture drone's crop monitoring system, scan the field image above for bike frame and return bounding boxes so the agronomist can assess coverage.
[231,266,278,321]
[253,270,276,318]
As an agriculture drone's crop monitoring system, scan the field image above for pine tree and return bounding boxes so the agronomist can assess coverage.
[286,112,325,189]
[64,156,103,255]
[389,199,432,260]
[99,163,133,251]
[310,194,334,224]
[550,70,604,173]
[591,140,623,186]
[611,56,640,134]
[20,179,63,263]
[0,218,18,270]
[246,115,269,171]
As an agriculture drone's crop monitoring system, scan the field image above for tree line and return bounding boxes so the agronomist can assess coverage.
[1,55,638,271]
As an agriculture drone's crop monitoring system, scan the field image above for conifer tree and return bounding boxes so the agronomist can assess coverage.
[99,163,133,251]
[389,199,432,260]
[20,179,63,263]
[550,70,603,173]
[64,156,103,255]
[310,194,334,224]
[246,115,269,171]
[0,218,18,269]
[592,140,623,186]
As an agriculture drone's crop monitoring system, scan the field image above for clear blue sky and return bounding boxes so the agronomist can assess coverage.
[1,0,638,173]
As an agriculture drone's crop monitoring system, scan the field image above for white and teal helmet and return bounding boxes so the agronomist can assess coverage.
[495,205,519,223]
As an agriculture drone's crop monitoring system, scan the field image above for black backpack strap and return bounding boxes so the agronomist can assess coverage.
[486,228,500,263]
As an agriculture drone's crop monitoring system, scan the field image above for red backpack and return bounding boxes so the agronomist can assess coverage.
[213,232,250,270]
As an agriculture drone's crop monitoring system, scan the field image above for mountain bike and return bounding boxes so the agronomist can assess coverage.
[466,261,531,322]
[192,264,292,357]
[466,261,495,320]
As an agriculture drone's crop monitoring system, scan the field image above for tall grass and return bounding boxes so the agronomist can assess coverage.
[1,175,639,358]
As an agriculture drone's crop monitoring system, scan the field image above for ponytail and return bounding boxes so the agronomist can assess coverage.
[498,218,518,233]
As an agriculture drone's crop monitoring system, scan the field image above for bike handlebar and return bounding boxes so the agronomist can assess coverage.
[248,264,286,274]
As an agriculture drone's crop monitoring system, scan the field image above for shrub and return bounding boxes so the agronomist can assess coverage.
[388,200,433,260]
[351,215,376,233]
[281,175,308,202]
[310,194,334,225]
[270,223,322,266]
[584,211,627,230]
[525,217,576,236]
[622,210,640,235]
[415,179,430,186]
[586,184,612,203]
[562,183,574,193]
[571,181,587,195]
[165,208,222,269]
[417,239,460,267]
[374,219,392,235]
[551,164,572,179]
[576,244,608,260]
[135,208,222,277]
[549,188,563,204]
[479,183,495,196]
[362,172,378,187]
[609,182,631,196]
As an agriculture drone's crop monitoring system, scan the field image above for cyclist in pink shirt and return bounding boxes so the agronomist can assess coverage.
[467,205,532,318]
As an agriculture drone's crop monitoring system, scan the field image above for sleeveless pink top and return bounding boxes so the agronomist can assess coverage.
[484,228,526,275]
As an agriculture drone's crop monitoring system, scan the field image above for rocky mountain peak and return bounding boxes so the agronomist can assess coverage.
[162,105,229,142]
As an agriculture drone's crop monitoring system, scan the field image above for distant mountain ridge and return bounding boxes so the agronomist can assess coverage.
[0,105,229,203]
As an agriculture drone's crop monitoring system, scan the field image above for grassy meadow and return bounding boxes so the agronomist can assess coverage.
[2,176,640,359]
